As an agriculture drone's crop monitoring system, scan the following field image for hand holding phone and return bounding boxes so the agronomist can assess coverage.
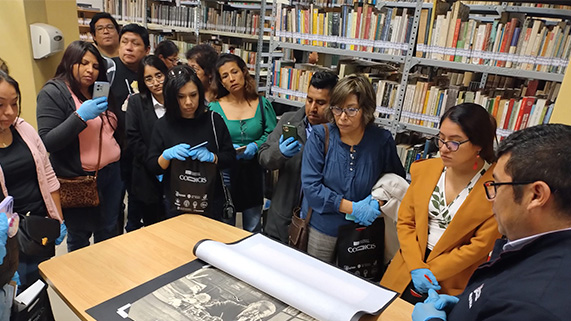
[235,146,247,154]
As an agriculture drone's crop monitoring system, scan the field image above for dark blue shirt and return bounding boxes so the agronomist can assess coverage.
[301,124,405,236]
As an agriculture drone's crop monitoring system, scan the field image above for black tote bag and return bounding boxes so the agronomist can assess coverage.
[336,218,385,282]
[168,159,217,215]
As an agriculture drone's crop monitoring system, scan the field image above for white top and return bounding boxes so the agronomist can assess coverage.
[427,162,491,250]
[152,95,165,119]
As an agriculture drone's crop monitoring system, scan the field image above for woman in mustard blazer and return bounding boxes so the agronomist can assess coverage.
[381,103,501,303]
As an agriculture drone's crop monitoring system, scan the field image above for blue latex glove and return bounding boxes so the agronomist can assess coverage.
[11,271,20,286]
[76,96,108,121]
[162,143,191,161]
[189,146,215,163]
[156,175,163,182]
[424,289,459,310]
[411,268,441,294]
[279,135,302,158]
[412,301,447,321]
[0,213,7,265]
[351,195,381,226]
[233,144,245,160]
[242,142,258,160]
[56,222,67,245]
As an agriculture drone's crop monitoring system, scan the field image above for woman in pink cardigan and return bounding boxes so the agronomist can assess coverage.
[0,71,65,291]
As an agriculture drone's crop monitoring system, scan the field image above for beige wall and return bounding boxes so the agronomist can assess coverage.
[552,59,571,125]
[0,0,79,128]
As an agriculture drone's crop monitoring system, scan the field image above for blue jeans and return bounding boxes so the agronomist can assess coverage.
[223,205,262,232]
[66,161,123,252]
[0,283,13,321]
[220,170,262,232]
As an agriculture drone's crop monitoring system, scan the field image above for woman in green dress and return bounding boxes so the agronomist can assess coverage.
[209,54,276,232]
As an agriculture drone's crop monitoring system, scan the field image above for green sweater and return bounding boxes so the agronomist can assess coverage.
[209,97,277,147]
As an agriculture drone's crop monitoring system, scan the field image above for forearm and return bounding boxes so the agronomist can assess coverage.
[339,199,353,214]
[158,155,170,170]
[50,191,64,222]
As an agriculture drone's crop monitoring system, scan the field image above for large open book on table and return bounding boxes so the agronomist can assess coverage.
[86,234,398,321]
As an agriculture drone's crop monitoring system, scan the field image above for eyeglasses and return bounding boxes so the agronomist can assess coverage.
[483,180,534,200]
[167,57,180,64]
[144,73,165,87]
[433,136,470,152]
[329,106,360,117]
[95,24,116,32]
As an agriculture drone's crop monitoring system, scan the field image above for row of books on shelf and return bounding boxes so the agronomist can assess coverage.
[148,35,193,58]
[396,142,427,175]
[79,32,94,42]
[399,81,556,135]
[415,2,571,73]
[292,1,571,10]
[275,3,412,54]
[148,2,198,29]
[106,0,145,23]
[202,7,263,35]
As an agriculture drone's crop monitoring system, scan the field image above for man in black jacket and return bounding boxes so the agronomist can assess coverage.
[110,23,150,233]
[412,124,571,321]
[258,71,337,243]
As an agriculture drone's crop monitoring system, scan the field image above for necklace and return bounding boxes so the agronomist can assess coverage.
[0,127,12,148]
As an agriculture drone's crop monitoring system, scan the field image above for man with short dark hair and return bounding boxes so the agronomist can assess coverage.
[412,124,571,321]
[110,23,150,234]
[89,12,120,58]
[259,71,338,243]
[111,23,150,108]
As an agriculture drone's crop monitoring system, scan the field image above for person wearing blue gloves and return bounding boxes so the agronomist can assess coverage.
[300,74,405,263]
[148,65,235,220]
[413,124,571,321]
[37,41,123,253]
[259,71,338,244]
[1,71,66,294]
[209,54,277,232]
[381,104,500,304]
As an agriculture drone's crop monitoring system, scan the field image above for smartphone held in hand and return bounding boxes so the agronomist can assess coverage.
[282,124,298,141]
[92,81,110,99]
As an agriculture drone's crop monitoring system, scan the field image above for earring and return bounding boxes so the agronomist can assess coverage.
[473,154,480,170]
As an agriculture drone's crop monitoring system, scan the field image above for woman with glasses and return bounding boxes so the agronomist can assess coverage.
[125,55,168,231]
[0,71,64,293]
[301,74,405,263]
[155,40,180,70]
[37,41,123,252]
[147,65,235,219]
[186,44,219,103]
[209,54,276,232]
[381,103,501,303]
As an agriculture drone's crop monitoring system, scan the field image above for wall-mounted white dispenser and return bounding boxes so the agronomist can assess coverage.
[29,23,64,59]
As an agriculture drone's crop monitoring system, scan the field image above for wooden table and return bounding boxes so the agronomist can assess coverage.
[39,215,412,321]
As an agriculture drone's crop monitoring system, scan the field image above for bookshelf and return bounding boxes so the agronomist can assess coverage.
[77,7,101,42]
[266,0,570,141]
[104,0,272,89]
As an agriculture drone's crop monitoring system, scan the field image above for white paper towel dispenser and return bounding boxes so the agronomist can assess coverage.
[30,23,64,59]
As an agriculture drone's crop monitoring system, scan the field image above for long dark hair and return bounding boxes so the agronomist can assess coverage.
[54,40,107,102]
[164,65,206,121]
[137,55,168,105]
[214,53,258,100]
[155,40,179,59]
[0,70,22,122]
[439,103,497,163]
